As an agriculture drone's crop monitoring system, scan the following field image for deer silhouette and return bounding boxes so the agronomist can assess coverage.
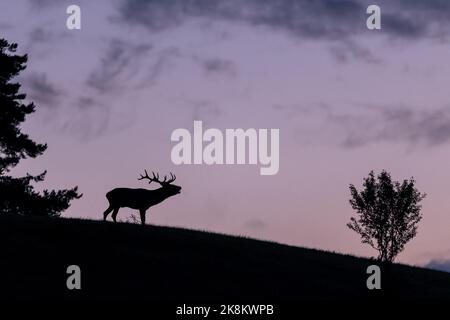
[103,170,181,225]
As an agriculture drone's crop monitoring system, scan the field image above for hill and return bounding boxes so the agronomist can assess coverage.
[1,214,450,305]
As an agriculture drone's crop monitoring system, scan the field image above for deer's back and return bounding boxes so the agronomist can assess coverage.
[106,188,153,209]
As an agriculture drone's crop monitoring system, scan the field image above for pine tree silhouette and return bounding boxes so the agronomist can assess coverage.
[0,38,81,217]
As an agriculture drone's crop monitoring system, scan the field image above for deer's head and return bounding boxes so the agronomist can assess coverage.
[138,170,182,196]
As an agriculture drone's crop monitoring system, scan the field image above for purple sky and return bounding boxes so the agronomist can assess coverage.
[2,0,450,268]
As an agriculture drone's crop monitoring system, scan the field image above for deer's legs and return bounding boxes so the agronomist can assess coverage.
[139,209,146,225]
[103,205,114,221]
[111,208,120,223]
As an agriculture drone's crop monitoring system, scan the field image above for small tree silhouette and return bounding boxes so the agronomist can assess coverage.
[0,38,81,217]
[347,170,425,263]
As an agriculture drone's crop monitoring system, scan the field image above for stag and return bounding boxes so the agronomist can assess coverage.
[103,170,181,225]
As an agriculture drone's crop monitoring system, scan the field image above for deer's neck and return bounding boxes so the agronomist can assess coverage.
[151,187,173,201]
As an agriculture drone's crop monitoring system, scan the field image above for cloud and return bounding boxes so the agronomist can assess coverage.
[190,100,222,122]
[117,0,450,65]
[329,40,381,64]
[194,57,237,77]
[276,103,450,148]
[244,218,267,230]
[146,47,181,84]
[28,27,59,44]
[87,39,152,94]
[76,96,102,110]
[338,106,450,148]
[424,259,450,273]
[115,0,450,41]
[23,72,62,108]
[29,28,52,43]
[28,0,74,9]
[59,95,112,141]
[116,0,364,39]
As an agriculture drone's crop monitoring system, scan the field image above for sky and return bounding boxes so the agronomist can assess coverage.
[2,0,450,269]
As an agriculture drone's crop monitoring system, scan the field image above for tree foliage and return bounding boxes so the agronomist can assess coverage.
[347,170,425,263]
[0,38,81,217]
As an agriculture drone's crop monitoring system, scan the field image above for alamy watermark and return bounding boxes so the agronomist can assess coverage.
[66,265,81,290]
[366,265,381,290]
[66,5,81,30]
[171,121,279,175]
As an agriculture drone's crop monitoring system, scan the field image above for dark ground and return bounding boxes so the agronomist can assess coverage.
[1,214,449,308]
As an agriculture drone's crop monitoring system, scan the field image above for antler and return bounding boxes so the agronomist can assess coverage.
[138,170,176,185]
[138,170,158,184]
[165,172,176,184]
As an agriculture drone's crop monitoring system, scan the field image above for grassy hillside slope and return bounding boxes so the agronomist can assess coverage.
[1,214,449,302]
